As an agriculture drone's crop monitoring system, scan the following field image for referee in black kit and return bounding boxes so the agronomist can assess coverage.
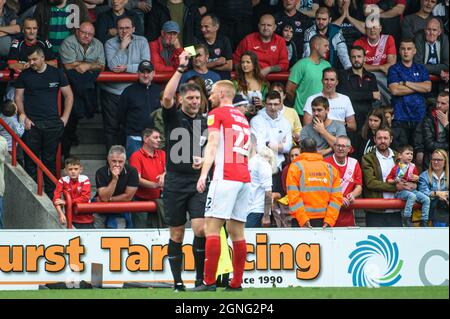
[162,50,209,291]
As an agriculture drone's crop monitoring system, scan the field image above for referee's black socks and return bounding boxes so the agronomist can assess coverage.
[193,236,206,283]
[168,239,183,285]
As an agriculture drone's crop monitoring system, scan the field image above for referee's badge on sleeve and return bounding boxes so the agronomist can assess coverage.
[207,114,215,126]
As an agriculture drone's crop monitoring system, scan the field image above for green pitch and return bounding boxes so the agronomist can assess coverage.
[0,286,447,299]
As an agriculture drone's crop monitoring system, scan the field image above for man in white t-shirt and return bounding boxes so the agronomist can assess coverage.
[303,67,356,132]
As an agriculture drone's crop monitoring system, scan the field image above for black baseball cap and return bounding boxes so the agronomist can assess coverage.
[138,60,154,73]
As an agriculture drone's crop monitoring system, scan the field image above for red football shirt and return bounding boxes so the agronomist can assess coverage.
[353,35,396,66]
[207,106,251,183]
[325,155,362,227]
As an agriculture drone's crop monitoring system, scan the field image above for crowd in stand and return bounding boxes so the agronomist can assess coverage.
[0,0,448,229]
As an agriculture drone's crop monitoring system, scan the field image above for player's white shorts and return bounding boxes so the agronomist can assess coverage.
[204,179,251,222]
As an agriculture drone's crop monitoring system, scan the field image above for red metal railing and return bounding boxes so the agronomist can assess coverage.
[0,69,442,83]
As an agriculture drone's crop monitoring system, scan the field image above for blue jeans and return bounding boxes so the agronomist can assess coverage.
[245,213,262,228]
[0,196,3,229]
[126,136,142,159]
[396,190,430,221]
[91,196,133,229]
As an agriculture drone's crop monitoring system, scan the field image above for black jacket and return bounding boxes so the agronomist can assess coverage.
[416,109,449,167]
[95,8,144,44]
[118,82,162,136]
[212,0,253,21]
[337,68,378,116]
[145,0,201,46]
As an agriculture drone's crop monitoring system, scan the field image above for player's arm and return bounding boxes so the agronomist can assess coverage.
[197,130,220,193]
[162,50,189,109]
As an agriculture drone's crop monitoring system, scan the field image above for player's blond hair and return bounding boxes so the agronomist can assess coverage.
[213,80,236,99]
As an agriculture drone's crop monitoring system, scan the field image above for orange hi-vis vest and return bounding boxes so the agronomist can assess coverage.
[286,152,343,227]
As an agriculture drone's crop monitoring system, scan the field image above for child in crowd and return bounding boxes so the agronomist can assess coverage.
[387,145,430,227]
[382,105,394,127]
[281,23,298,68]
[0,100,24,151]
[53,157,93,229]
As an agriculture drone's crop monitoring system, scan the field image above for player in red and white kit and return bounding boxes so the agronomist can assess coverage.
[193,80,251,292]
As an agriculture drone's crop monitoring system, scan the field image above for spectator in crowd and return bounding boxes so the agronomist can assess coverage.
[270,82,302,145]
[233,51,269,114]
[233,14,289,77]
[402,0,438,39]
[14,46,73,198]
[286,34,331,118]
[281,23,298,68]
[7,17,57,73]
[382,105,394,126]
[418,148,449,226]
[362,127,410,227]
[246,136,276,228]
[414,17,449,82]
[101,16,150,151]
[95,0,144,43]
[298,0,319,18]
[253,0,283,28]
[337,45,380,148]
[303,6,351,70]
[433,0,449,35]
[196,13,233,80]
[53,156,93,228]
[95,145,138,228]
[287,137,343,228]
[273,0,312,59]
[0,135,7,229]
[303,67,356,132]
[387,145,430,226]
[419,91,449,168]
[0,0,20,57]
[0,100,24,151]
[150,20,183,72]
[359,107,389,159]
[129,128,167,228]
[300,95,347,157]
[34,0,90,53]
[180,43,220,94]
[0,135,8,229]
[118,60,161,158]
[193,80,251,292]
[232,94,252,119]
[363,0,406,45]
[212,0,254,49]
[353,19,397,106]
[325,0,365,49]
[145,0,201,46]
[83,0,106,22]
[161,51,208,291]
[388,38,432,149]
[325,135,363,226]
[250,90,293,172]
[59,21,105,159]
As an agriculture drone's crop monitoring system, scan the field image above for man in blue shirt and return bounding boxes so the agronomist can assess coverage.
[388,38,431,150]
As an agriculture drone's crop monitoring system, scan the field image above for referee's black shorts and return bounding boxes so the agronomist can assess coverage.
[164,190,207,227]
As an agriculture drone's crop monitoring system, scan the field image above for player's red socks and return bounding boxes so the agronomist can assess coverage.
[230,240,247,288]
[203,235,221,285]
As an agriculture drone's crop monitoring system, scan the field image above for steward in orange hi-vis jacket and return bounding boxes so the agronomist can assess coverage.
[286,139,343,227]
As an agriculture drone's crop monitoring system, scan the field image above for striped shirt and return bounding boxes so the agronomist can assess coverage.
[49,5,72,53]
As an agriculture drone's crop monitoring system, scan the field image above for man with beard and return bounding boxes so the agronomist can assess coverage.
[303,6,351,70]
[14,46,74,198]
[362,127,414,227]
[337,46,380,150]
[402,0,438,39]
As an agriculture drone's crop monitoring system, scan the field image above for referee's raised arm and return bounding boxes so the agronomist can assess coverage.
[162,50,191,108]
